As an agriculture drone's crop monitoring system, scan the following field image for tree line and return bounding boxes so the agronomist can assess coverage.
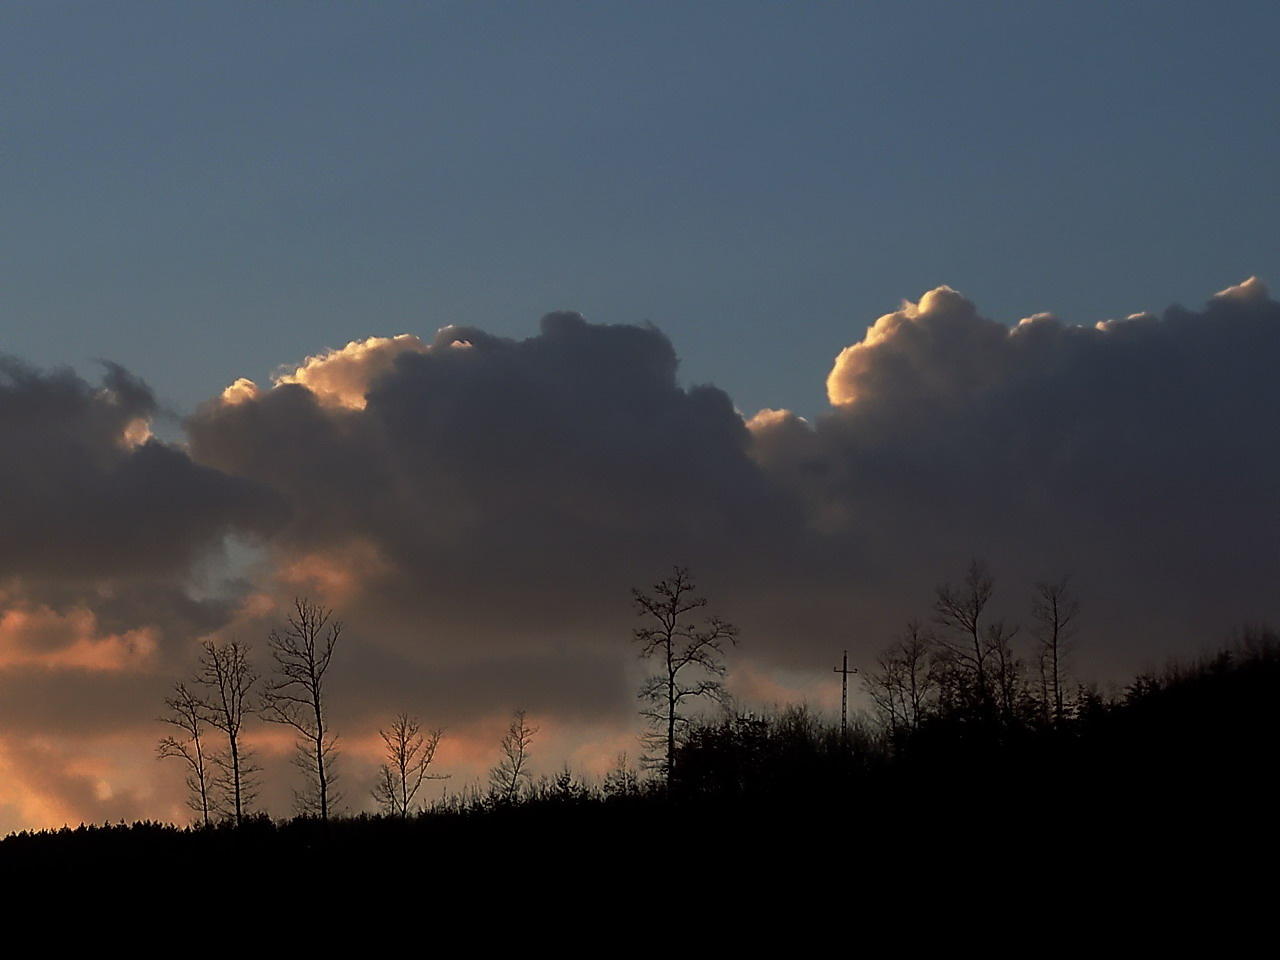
[862,558,1084,745]
[159,597,347,825]
[157,565,740,823]
[152,562,1276,829]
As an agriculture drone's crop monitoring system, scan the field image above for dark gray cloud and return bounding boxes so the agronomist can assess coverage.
[189,313,802,652]
[0,355,287,669]
[0,356,285,584]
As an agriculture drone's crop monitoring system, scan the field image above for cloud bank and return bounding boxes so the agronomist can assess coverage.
[3,280,1278,829]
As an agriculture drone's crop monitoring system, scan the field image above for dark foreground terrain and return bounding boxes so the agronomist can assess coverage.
[4,636,1276,926]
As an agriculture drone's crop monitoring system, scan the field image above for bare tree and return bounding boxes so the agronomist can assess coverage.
[896,621,937,729]
[196,639,260,825]
[157,682,214,826]
[263,597,342,820]
[865,621,937,741]
[865,646,908,739]
[934,558,996,709]
[633,566,739,784]
[1031,576,1080,727]
[372,713,448,817]
[984,620,1024,722]
[489,709,536,804]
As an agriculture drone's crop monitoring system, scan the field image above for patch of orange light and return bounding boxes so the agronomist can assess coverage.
[240,725,297,757]
[1214,276,1267,302]
[745,407,795,433]
[46,628,158,671]
[120,417,153,448]
[729,662,843,715]
[564,729,642,779]
[344,728,392,762]
[0,733,168,832]
[0,605,158,671]
[277,540,387,603]
[0,766,81,833]
[237,591,278,620]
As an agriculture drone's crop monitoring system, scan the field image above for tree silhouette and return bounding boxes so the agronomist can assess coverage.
[985,619,1024,723]
[603,752,640,798]
[489,709,536,804]
[1032,576,1079,727]
[633,566,739,784]
[864,621,936,743]
[933,558,996,711]
[263,597,342,820]
[372,713,447,817]
[156,682,214,825]
[197,639,260,825]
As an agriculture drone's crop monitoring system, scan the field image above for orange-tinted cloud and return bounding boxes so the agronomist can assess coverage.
[0,604,158,672]
[272,334,431,410]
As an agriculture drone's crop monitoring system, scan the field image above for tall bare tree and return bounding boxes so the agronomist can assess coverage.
[489,709,536,803]
[934,558,996,709]
[197,639,260,825]
[1031,576,1080,727]
[157,682,214,825]
[372,713,448,817]
[263,597,342,820]
[633,566,739,784]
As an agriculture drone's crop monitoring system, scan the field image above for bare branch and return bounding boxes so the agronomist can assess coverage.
[156,682,213,825]
[372,713,448,817]
[488,710,536,804]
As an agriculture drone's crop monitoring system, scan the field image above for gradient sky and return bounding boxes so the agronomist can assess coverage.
[2,2,1279,832]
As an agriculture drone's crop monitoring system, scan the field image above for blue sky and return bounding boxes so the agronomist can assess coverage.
[5,2,1277,422]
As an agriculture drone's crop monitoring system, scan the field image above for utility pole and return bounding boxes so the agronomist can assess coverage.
[834,650,858,742]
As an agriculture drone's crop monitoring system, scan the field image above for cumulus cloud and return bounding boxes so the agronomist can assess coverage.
[188,313,800,654]
[270,334,431,409]
[3,281,1279,831]
[754,277,1280,675]
[185,287,1280,723]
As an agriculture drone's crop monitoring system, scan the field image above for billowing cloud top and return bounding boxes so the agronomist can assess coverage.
[188,312,796,645]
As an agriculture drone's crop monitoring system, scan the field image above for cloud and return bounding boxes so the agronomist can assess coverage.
[0,357,286,587]
[0,603,158,672]
[271,334,431,409]
[184,287,1280,720]
[825,285,1011,409]
[0,352,290,803]
[188,312,800,654]
[3,280,1279,830]
[753,278,1280,675]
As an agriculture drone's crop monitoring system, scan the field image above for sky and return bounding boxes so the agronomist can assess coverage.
[1,2,1278,832]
